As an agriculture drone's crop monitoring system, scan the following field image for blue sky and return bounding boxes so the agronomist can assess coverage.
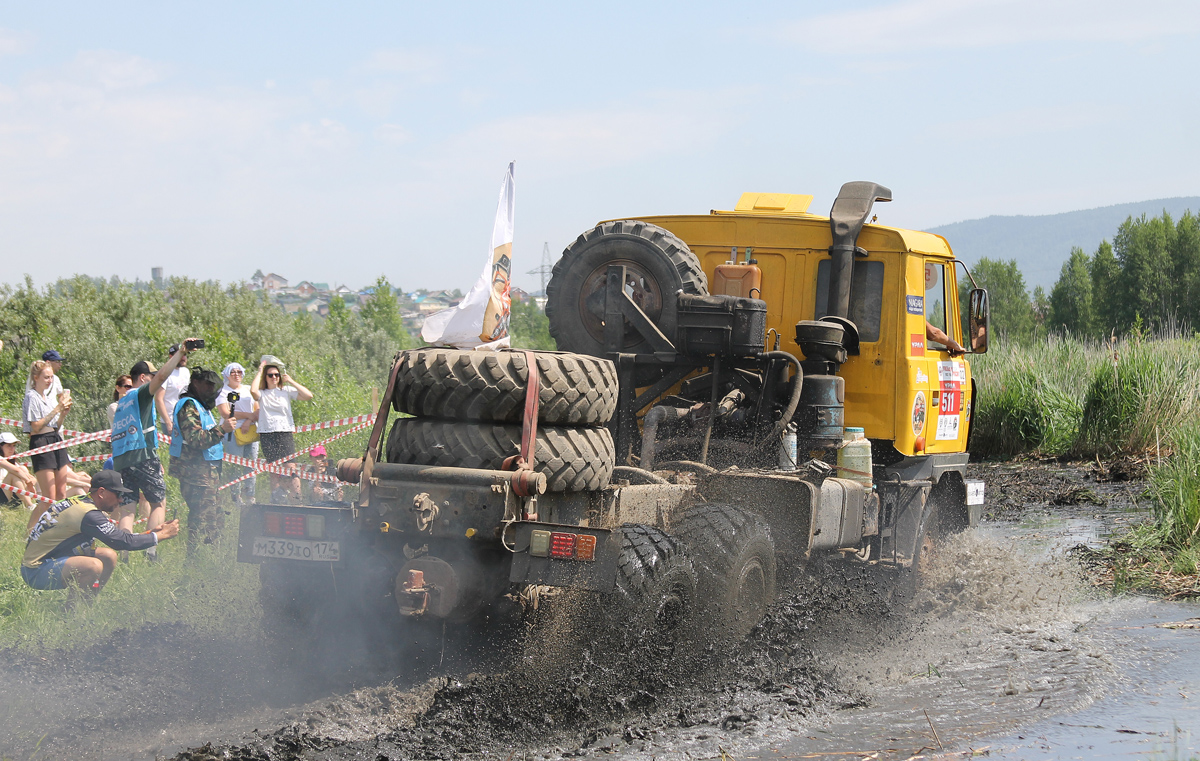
[1,1,1197,292]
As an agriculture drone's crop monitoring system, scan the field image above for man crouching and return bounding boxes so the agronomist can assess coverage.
[21,470,180,596]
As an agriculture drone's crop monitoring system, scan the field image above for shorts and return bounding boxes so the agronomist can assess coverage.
[21,557,70,590]
[260,431,296,463]
[29,432,71,474]
[119,457,167,505]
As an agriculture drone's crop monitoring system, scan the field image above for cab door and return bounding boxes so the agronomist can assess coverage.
[921,259,968,453]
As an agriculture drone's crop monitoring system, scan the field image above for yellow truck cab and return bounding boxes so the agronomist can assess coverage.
[634,190,979,463]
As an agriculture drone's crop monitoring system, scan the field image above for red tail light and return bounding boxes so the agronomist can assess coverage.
[264,511,282,535]
[284,514,306,537]
[550,532,576,558]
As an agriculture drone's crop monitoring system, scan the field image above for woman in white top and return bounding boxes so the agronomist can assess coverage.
[23,360,75,501]
[250,360,313,501]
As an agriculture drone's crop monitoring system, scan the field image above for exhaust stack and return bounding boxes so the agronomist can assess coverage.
[826,181,892,321]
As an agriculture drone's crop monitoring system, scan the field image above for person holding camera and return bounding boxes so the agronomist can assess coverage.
[250,358,313,502]
[155,343,192,438]
[110,339,194,559]
[216,362,258,504]
[170,366,233,554]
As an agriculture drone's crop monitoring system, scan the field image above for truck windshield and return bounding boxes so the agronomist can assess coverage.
[815,259,884,342]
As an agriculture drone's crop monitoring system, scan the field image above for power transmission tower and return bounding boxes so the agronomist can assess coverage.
[526,242,553,296]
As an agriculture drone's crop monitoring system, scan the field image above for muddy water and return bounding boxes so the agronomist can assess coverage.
[5,463,1199,761]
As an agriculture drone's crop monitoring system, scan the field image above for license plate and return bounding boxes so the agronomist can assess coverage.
[252,537,340,562]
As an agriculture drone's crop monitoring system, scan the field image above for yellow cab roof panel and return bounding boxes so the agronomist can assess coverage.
[612,193,957,260]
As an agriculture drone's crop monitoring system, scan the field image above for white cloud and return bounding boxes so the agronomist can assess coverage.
[0,28,34,57]
[69,50,171,90]
[782,0,1200,53]
[361,48,441,77]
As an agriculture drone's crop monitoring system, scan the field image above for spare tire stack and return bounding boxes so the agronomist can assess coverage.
[386,349,619,492]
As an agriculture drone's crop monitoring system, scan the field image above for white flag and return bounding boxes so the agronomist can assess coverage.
[421,162,515,350]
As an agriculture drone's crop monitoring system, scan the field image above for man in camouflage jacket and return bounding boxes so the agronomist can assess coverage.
[169,368,233,555]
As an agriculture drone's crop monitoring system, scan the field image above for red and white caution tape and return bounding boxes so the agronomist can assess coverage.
[1,419,90,439]
[293,413,375,433]
[0,481,54,504]
[217,420,371,491]
[13,429,112,459]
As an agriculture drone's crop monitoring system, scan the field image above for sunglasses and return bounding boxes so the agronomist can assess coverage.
[119,384,133,389]
[266,373,280,378]
[229,370,244,375]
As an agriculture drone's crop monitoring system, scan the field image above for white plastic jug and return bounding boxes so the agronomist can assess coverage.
[837,427,873,488]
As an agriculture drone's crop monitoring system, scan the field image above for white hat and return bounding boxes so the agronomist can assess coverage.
[0,431,19,445]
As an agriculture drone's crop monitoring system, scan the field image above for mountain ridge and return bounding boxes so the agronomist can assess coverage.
[928,196,1200,290]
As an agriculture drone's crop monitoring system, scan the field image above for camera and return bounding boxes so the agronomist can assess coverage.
[184,338,206,351]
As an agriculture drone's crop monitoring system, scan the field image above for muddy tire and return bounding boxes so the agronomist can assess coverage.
[385,418,614,492]
[607,524,698,644]
[546,220,707,381]
[673,505,777,640]
[391,348,618,426]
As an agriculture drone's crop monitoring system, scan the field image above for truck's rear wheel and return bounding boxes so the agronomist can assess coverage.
[546,220,707,381]
[392,349,617,426]
[607,524,698,645]
[672,505,777,640]
[385,419,615,492]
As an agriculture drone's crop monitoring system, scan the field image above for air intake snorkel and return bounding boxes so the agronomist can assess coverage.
[826,181,892,325]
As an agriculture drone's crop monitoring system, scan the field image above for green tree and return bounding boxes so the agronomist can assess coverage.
[1114,212,1175,331]
[1048,246,1094,336]
[970,257,1035,344]
[1171,211,1200,330]
[1091,240,1120,336]
[509,298,555,350]
[359,275,413,348]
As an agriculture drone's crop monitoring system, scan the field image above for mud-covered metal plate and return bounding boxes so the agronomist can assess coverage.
[507,522,618,592]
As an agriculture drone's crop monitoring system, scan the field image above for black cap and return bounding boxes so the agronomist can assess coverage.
[130,360,158,379]
[91,470,133,495]
[42,350,64,362]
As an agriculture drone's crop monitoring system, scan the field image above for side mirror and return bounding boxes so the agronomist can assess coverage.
[968,288,989,354]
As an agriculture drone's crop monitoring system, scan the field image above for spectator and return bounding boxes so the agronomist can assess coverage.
[216,362,258,505]
[0,431,39,510]
[25,350,65,405]
[21,470,180,598]
[170,367,233,554]
[156,344,191,437]
[106,374,133,427]
[23,360,74,501]
[305,444,342,503]
[250,359,314,502]
[107,374,149,541]
[110,342,191,560]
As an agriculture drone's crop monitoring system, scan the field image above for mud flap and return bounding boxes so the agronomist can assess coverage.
[507,522,619,592]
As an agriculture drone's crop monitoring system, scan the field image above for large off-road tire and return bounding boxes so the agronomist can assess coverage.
[606,524,698,645]
[385,419,614,492]
[391,349,618,426]
[672,504,777,640]
[545,220,708,367]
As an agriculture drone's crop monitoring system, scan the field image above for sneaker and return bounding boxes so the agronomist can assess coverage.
[146,546,159,564]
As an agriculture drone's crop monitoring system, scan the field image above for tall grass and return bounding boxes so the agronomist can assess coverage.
[971,334,1200,460]
[1141,424,1200,550]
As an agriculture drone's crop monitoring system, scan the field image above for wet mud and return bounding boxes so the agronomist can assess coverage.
[3,461,1192,761]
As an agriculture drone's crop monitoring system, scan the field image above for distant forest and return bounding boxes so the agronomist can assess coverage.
[961,209,1200,342]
